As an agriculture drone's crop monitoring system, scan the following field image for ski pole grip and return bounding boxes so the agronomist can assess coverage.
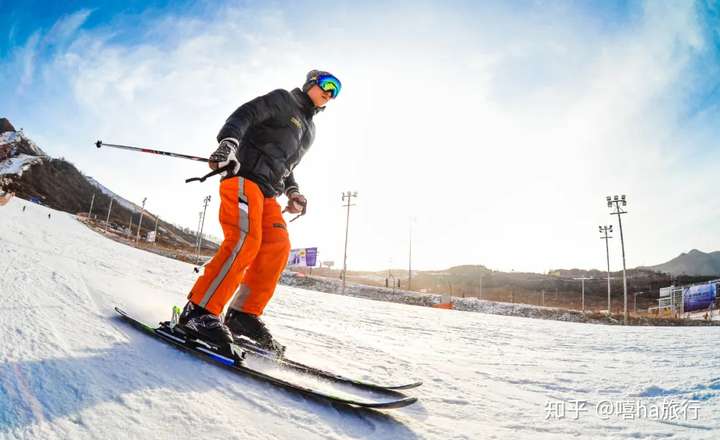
[96,140,102,149]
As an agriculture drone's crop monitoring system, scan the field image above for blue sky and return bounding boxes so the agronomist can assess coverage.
[2,1,720,272]
[1,0,186,54]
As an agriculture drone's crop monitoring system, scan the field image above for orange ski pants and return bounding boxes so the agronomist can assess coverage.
[188,176,290,317]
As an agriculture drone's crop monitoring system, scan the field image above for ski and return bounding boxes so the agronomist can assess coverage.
[231,335,423,391]
[114,307,418,409]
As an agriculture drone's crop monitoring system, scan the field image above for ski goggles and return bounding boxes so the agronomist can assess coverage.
[316,74,342,99]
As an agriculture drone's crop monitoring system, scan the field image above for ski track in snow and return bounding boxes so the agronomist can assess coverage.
[1,197,719,439]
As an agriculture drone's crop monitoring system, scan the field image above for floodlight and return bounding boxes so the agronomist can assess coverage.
[609,225,613,232]
[606,196,611,202]
[621,195,626,200]
[614,195,619,201]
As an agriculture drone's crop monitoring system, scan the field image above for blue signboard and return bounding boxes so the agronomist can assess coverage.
[683,283,717,312]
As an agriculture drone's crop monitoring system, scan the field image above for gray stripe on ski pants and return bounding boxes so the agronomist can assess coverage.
[199,177,249,309]
[228,284,252,312]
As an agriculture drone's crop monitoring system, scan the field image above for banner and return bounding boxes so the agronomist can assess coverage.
[288,247,318,267]
[683,283,717,313]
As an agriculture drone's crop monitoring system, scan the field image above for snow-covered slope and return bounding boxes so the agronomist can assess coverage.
[1,198,719,439]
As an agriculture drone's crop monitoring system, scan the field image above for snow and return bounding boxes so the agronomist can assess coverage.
[0,131,46,157]
[1,198,720,439]
[0,154,43,177]
[0,132,20,146]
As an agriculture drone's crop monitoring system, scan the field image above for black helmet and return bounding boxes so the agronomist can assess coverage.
[302,70,342,98]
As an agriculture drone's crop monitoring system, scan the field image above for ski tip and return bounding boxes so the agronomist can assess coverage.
[385,380,423,390]
[362,396,418,409]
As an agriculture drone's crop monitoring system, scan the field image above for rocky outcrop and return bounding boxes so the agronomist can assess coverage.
[0,118,16,134]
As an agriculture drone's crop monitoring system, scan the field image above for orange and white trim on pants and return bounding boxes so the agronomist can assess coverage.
[188,176,290,317]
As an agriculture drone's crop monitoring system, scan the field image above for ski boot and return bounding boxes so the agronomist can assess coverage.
[176,301,234,346]
[225,309,286,356]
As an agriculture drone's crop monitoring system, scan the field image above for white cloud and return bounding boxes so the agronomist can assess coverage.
[44,9,93,46]
[16,32,40,94]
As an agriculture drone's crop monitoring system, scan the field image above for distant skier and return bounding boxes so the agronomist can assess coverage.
[179,70,341,352]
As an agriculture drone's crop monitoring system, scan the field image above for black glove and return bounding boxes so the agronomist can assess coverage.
[209,138,241,177]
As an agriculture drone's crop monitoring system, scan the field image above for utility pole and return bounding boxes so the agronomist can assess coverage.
[341,191,358,294]
[573,277,593,314]
[104,198,114,232]
[88,193,96,219]
[599,225,613,316]
[607,195,629,324]
[135,197,147,243]
[196,196,211,263]
[128,215,133,238]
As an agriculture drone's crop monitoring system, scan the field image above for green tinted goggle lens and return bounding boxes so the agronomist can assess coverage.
[317,75,341,98]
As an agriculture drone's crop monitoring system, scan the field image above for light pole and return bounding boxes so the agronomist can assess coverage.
[196,195,211,263]
[599,225,613,315]
[88,193,95,219]
[573,277,593,314]
[607,195,629,324]
[341,191,358,294]
[634,291,647,314]
[135,197,147,243]
[195,211,203,250]
[104,198,114,232]
[153,214,159,246]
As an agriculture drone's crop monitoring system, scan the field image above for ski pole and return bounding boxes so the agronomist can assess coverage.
[96,140,225,183]
[95,140,209,162]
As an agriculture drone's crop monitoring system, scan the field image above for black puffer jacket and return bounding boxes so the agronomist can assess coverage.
[217,88,317,197]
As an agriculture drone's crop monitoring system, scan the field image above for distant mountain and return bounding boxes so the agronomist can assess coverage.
[640,249,720,277]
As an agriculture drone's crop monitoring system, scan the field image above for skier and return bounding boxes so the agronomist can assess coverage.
[178,70,341,352]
